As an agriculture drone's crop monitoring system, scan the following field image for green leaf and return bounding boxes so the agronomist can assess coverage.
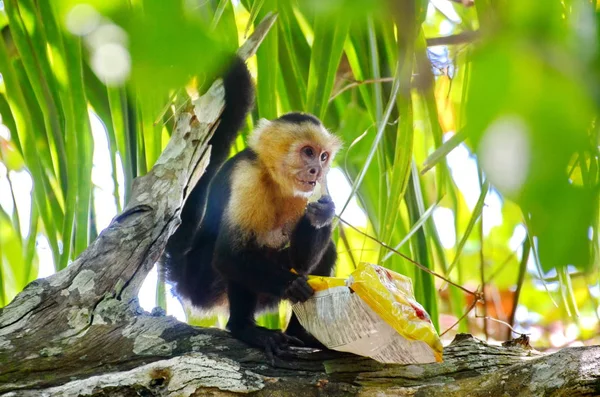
[446,180,489,278]
[255,8,278,119]
[305,13,350,119]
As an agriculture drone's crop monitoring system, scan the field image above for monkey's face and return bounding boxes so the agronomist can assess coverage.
[293,144,330,194]
[248,116,342,198]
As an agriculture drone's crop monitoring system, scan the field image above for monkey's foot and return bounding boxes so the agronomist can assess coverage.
[231,325,304,364]
[285,328,327,350]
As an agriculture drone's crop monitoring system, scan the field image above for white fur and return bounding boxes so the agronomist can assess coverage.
[247,118,271,150]
[294,189,314,198]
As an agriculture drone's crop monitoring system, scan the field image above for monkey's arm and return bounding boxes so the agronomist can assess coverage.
[288,222,334,274]
[279,196,338,348]
[285,195,337,275]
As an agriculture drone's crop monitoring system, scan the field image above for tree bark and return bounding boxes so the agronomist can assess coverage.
[0,12,599,397]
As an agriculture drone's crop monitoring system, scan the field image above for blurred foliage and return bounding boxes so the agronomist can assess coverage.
[0,0,599,347]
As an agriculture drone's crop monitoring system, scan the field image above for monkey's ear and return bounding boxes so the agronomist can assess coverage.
[256,118,271,130]
[248,118,272,150]
[329,134,344,157]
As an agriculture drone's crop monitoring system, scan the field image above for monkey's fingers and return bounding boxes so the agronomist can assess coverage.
[265,333,288,363]
[265,333,305,362]
[285,295,300,304]
[285,277,314,303]
[281,333,304,347]
[317,195,333,204]
[306,201,336,228]
[307,201,335,214]
[272,330,304,349]
[298,282,315,301]
[301,277,315,298]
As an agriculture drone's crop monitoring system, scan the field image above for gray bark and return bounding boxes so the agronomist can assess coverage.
[0,12,599,397]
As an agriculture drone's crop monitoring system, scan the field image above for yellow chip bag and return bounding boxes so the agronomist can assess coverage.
[292,262,443,364]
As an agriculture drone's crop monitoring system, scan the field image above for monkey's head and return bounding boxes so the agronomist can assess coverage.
[248,112,342,198]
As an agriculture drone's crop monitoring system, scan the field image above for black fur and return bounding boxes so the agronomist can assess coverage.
[163,58,337,361]
[276,112,321,126]
[166,57,255,255]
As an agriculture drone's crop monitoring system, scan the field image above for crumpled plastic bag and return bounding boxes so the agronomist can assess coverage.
[292,262,443,364]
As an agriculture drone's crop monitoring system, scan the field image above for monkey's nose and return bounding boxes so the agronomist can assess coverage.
[309,168,317,175]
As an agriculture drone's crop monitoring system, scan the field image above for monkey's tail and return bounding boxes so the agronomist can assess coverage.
[163,56,254,262]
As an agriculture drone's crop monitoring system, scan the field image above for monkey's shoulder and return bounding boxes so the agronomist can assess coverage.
[224,151,306,247]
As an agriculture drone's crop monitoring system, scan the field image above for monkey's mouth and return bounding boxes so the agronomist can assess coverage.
[297,179,317,188]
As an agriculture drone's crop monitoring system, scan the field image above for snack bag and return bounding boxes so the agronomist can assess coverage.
[292,263,443,364]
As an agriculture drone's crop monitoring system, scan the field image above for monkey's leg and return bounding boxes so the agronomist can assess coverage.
[285,313,327,349]
[226,282,303,363]
[284,240,337,349]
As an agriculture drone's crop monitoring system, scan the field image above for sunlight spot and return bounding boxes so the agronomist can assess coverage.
[430,0,462,23]
[0,166,30,237]
[580,315,597,332]
[566,323,579,341]
[9,170,33,237]
[439,19,454,36]
[0,124,10,139]
[167,291,186,322]
[87,23,129,50]
[514,305,529,323]
[115,154,125,209]
[432,207,456,249]
[550,323,577,346]
[445,140,481,210]
[543,268,557,279]
[509,224,527,251]
[37,235,56,278]
[526,236,540,273]
[0,163,12,214]
[328,167,367,228]
[426,2,436,20]
[138,264,158,312]
[91,43,131,85]
[482,188,503,236]
[65,4,101,36]
[534,279,559,292]
[479,116,530,196]
[138,266,187,321]
[90,111,117,232]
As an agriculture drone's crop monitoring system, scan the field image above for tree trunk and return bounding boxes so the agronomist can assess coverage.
[0,13,598,397]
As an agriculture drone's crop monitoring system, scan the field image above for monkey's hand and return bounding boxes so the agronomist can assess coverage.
[283,275,314,303]
[306,195,335,229]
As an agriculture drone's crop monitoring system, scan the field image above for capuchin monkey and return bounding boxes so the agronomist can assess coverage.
[163,57,342,361]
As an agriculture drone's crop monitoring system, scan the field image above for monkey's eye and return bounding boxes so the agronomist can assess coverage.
[302,146,315,157]
[320,152,329,162]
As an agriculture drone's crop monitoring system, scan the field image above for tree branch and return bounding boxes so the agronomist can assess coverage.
[426,30,480,47]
